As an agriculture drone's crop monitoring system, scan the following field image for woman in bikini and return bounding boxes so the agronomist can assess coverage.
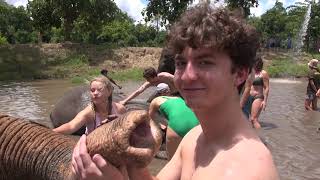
[53,75,126,135]
[249,57,270,129]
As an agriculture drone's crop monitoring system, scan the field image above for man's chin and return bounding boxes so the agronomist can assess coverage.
[184,99,203,110]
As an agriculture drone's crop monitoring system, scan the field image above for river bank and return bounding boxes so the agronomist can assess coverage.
[1,43,320,82]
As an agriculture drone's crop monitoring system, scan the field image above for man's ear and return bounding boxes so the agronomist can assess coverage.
[234,67,249,87]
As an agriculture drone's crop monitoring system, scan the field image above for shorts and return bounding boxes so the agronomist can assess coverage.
[242,95,254,119]
[305,93,316,100]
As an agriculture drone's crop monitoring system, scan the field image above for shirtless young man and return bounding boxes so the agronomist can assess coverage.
[72,4,279,180]
[119,67,177,105]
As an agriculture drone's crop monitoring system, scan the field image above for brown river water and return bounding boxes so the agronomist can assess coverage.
[0,79,320,179]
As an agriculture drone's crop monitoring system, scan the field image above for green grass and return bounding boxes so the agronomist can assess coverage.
[266,56,309,78]
[108,67,144,81]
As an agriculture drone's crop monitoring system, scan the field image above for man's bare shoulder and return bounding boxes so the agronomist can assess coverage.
[179,125,202,151]
[230,138,279,179]
[180,128,279,179]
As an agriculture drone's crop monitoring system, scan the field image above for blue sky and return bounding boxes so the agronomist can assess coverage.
[5,0,316,22]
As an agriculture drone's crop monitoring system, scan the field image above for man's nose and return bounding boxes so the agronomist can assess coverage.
[181,62,198,81]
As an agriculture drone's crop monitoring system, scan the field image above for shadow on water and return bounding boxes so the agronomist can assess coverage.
[260,121,278,130]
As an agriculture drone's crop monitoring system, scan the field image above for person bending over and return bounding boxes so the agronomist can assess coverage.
[149,95,199,159]
[119,67,177,105]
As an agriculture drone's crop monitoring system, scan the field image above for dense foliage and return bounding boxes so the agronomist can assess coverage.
[0,0,166,46]
[0,0,319,51]
[247,1,320,52]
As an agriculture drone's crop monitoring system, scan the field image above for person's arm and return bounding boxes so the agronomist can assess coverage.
[119,81,151,105]
[149,97,168,130]
[262,70,270,111]
[53,105,92,134]
[240,80,251,109]
[115,102,127,114]
[149,97,165,120]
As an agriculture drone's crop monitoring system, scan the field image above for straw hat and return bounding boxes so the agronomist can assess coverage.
[308,59,319,69]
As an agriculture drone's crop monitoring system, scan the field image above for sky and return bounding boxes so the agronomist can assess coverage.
[5,0,318,22]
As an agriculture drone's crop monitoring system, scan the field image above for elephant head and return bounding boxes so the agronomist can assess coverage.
[157,47,175,74]
[0,110,162,180]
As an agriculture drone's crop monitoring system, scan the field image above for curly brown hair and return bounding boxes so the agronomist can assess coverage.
[167,4,260,71]
[254,56,263,72]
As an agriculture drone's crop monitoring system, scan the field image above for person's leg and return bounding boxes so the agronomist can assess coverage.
[250,98,263,129]
[305,94,313,110]
[166,127,182,160]
[242,95,253,120]
[312,95,318,110]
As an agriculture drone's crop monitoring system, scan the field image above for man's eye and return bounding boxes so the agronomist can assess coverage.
[175,61,186,67]
[199,60,213,66]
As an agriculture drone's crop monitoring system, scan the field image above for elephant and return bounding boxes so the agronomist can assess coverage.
[157,47,175,74]
[0,110,162,180]
[50,85,149,135]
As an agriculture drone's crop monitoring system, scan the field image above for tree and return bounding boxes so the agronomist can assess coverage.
[27,0,61,43]
[28,0,121,41]
[259,1,287,47]
[226,0,259,17]
[143,0,259,28]
[307,2,320,51]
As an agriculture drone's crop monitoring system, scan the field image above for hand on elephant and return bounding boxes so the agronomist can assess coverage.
[119,100,127,106]
[72,135,125,180]
[100,114,119,125]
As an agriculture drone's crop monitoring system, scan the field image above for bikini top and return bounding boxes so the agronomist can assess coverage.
[85,102,119,135]
[252,75,264,86]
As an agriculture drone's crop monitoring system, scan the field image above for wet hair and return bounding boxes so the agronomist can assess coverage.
[143,67,157,79]
[167,4,260,72]
[90,75,113,114]
[254,56,263,72]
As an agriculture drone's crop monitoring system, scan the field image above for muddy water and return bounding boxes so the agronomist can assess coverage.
[0,79,320,178]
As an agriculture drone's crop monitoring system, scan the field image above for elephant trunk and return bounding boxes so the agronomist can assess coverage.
[0,114,75,180]
[87,110,163,168]
[0,110,162,180]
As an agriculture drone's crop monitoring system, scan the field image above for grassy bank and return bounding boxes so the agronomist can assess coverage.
[1,44,320,82]
[0,44,160,82]
[263,50,320,78]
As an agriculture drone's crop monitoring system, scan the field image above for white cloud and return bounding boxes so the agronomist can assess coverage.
[114,0,146,23]
[5,0,147,22]
[5,0,28,7]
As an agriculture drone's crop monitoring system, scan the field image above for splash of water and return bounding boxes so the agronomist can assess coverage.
[294,3,312,54]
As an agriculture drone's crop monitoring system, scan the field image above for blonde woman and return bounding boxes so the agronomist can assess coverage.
[53,76,126,135]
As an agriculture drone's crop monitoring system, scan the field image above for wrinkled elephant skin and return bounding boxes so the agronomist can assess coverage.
[0,110,162,180]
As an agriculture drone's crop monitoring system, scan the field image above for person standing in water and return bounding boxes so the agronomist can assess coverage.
[53,76,126,135]
[249,57,270,129]
[305,59,320,110]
